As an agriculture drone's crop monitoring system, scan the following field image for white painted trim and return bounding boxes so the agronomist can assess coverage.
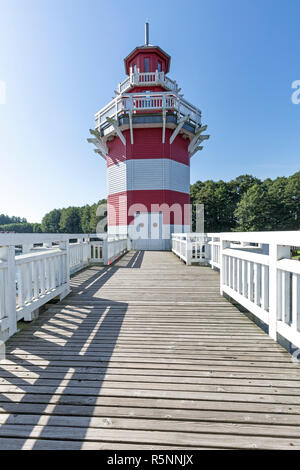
[106,117,126,145]
[107,159,190,195]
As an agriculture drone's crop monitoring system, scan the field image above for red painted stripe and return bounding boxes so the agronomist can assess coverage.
[106,128,189,167]
[107,193,128,226]
[107,190,190,226]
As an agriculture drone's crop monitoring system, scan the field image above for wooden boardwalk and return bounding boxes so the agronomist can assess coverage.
[0,250,300,449]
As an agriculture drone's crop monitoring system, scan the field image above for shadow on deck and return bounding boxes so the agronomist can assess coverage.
[0,251,300,449]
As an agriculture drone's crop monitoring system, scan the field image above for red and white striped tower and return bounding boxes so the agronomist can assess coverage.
[88,24,209,250]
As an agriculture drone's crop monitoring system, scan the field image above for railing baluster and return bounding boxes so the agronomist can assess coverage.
[282,270,290,324]
[292,273,300,332]
[0,269,5,317]
[33,260,39,299]
[40,259,45,295]
[261,265,269,311]
[18,265,25,308]
[248,262,254,302]
[26,262,32,303]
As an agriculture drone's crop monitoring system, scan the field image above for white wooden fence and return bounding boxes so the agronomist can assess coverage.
[172,233,210,265]
[0,233,128,342]
[172,231,300,350]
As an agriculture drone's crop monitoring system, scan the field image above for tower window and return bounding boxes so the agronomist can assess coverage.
[157,61,162,72]
[144,58,149,73]
[133,63,137,73]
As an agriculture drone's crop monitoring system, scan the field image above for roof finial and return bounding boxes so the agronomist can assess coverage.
[145,19,149,46]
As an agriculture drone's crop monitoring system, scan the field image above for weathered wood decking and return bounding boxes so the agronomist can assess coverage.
[0,250,300,449]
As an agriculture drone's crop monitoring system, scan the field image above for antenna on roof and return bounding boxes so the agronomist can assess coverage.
[145,19,149,46]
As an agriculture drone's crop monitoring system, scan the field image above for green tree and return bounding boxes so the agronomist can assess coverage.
[234,184,273,231]
[285,171,300,229]
[0,222,40,233]
[80,205,92,233]
[59,207,82,233]
[191,180,237,231]
[267,176,291,230]
[230,174,261,198]
[89,199,107,233]
[41,209,62,233]
[0,214,27,225]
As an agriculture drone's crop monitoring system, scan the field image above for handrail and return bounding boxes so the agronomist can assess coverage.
[0,233,129,343]
[95,91,202,129]
[117,71,178,94]
[172,231,300,350]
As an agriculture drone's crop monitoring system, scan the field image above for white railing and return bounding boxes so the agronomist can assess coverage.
[106,236,128,265]
[117,71,178,94]
[95,91,202,129]
[172,231,300,350]
[90,241,104,263]
[0,233,128,343]
[172,233,208,265]
[69,238,90,273]
[207,234,221,269]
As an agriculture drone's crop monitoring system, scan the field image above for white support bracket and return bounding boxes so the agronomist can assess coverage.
[93,149,106,159]
[87,138,108,155]
[190,145,203,158]
[189,134,209,155]
[89,128,105,143]
[188,125,208,153]
[129,112,134,144]
[87,129,108,160]
[169,115,189,144]
[106,117,126,146]
[162,109,166,144]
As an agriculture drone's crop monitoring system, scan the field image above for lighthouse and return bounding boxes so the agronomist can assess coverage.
[88,23,209,250]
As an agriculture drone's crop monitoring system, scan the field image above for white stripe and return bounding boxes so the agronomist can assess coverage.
[107,159,190,195]
[108,225,191,236]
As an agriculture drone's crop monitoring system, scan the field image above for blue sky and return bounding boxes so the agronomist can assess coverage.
[0,0,299,222]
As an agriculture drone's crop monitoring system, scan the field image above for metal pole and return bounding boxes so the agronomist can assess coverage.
[145,21,149,46]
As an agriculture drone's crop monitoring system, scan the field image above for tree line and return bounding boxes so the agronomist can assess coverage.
[0,214,27,225]
[0,200,107,233]
[190,171,300,232]
[1,172,300,233]
[40,199,107,233]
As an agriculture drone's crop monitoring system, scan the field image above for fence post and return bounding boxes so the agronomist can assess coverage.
[86,235,91,262]
[220,237,230,295]
[22,244,33,254]
[103,238,108,265]
[186,235,192,265]
[203,235,210,263]
[268,243,290,341]
[78,237,83,268]
[0,246,17,339]
[59,238,70,300]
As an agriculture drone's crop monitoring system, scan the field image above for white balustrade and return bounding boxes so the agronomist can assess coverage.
[172,231,300,350]
[207,234,221,269]
[106,236,128,265]
[69,238,90,273]
[0,233,129,343]
[16,248,69,318]
[117,71,178,94]
[95,91,202,130]
[90,241,104,263]
[172,233,208,265]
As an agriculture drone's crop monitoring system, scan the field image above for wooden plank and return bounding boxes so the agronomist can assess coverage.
[1,250,300,450]
[0,424,299,449]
